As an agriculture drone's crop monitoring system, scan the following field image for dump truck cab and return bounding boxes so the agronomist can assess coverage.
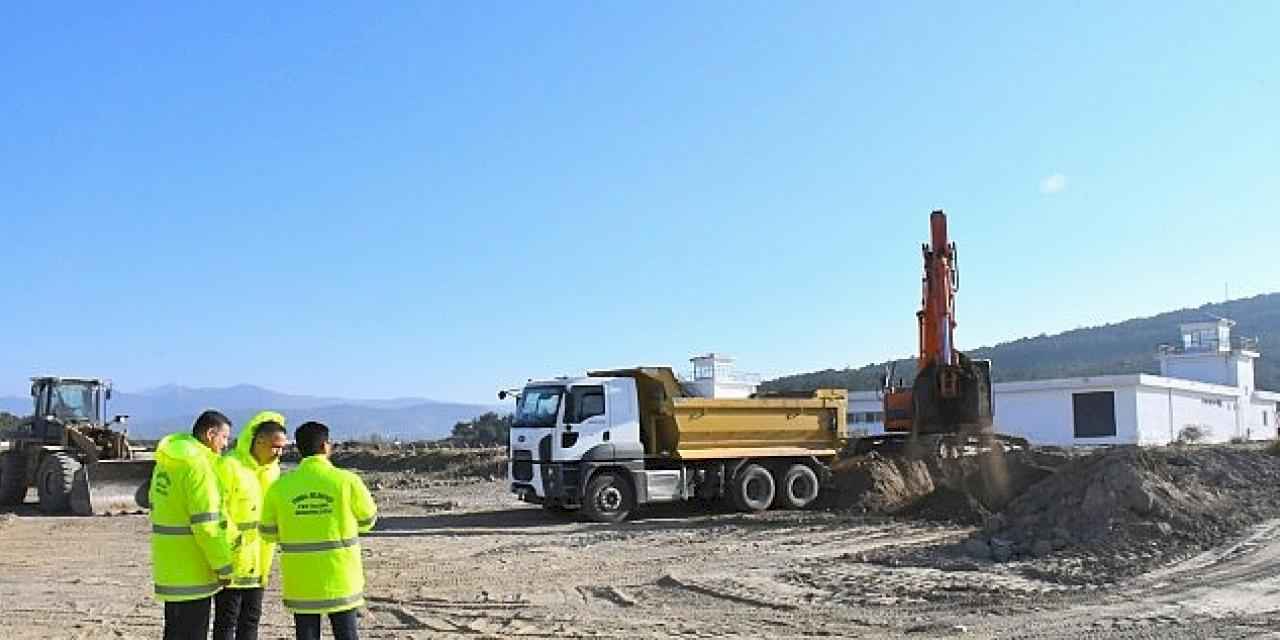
[507,375,642,514]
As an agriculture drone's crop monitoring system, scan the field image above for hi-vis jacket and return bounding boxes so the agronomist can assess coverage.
[217,411,285,589]
[262,455,378,614]
[149,433,233,601]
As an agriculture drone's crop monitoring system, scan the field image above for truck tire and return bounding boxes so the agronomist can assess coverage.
[731,464,775,513]
[582,471,634,524]
[0,452,27,505]
[37,453,80,514]
[777,464,820,510]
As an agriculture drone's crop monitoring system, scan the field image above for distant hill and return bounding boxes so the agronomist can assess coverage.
[763,293,1280,393]
[0,384,503,441]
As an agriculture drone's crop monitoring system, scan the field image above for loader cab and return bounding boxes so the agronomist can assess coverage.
[30,377,107,442]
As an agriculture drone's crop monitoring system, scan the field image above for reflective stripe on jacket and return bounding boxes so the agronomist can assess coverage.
[149,433,233,602]
[217,411,285,588]
[261,455,377,614]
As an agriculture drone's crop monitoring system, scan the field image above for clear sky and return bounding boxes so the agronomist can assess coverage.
[2,3,1277,402]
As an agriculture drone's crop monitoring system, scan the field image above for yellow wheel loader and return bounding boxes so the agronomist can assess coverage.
[0,377,153,515]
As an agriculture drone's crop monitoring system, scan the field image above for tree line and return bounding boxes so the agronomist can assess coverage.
[764,293,1280,392]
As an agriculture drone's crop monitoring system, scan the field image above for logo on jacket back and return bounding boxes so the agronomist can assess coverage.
[290,491,335,516]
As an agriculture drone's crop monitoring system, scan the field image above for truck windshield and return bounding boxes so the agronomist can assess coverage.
[514,387,563,427]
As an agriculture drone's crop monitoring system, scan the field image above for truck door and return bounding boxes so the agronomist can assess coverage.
[560,385,608,459]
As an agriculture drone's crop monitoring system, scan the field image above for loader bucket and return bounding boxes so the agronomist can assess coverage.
[70,460,156,516]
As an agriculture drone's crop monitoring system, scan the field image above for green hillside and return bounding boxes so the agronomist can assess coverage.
[763,293,1280,393]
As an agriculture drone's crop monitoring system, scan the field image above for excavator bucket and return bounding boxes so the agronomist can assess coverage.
[70,460,155,516]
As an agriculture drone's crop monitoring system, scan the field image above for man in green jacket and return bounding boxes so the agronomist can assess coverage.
[150,410,234,640]
[214,411,288,640]
[262,421,377,640]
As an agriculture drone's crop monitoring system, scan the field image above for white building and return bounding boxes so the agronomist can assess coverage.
[847,318,1280,446]
[683,353,761,399]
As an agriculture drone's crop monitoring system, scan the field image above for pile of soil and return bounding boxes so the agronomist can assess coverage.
[976,446,1280,573]
[832,447,1064,523]
[829,453,934,512]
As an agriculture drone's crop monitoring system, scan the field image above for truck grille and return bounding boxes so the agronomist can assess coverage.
[512,450,533,481]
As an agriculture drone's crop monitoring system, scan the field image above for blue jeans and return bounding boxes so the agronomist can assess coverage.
[294,607,359,640]
[213,587,264,640]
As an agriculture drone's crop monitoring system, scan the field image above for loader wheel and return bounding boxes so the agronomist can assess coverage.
[731,464,775,513]
[37,453,80,514]
[0,452,27,506]
[776,464,820,510]
[582,471,634,524]
[135,479,152,510]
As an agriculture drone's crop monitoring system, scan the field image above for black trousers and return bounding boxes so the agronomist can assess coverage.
[163,596,212,640]
[213,587,265,640]
[294,607,359,640]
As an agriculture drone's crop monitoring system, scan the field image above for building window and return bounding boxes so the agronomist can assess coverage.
[1073,391,1117,438]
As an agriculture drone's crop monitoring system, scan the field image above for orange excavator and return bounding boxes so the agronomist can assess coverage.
[859,210,1026,456]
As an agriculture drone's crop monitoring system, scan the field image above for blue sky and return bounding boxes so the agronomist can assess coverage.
[2,3,1277,402]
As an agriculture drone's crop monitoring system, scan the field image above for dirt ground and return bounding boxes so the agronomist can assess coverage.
[3,474,1280,639]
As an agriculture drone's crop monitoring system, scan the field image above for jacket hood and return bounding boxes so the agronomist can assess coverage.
[156,433,214,467]
[235,410,287,467]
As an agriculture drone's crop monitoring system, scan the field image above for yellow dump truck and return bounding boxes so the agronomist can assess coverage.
[502,366,849,522]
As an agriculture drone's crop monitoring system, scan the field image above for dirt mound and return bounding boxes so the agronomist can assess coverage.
[829,453,934,512]
[832,448,1061,523]
[977,446,1280,575]
[897,485,991,525]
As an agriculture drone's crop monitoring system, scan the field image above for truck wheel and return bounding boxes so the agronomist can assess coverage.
[0,452,27,505]
[582,471,634,524]
[731,464,775,513]
[37,453,80,514]
[777,464,820,509]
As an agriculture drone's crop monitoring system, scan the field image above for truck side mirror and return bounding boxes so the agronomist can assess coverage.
[105,388,113,400]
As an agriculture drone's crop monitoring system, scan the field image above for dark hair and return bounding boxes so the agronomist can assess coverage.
[295,421,330,457]
[192,410,231,439]
[253,421,287,442]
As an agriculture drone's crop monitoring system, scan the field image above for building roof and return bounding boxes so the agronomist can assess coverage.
[996,374,1244,397]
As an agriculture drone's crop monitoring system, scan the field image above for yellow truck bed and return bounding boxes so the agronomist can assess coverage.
[589,367,848,460]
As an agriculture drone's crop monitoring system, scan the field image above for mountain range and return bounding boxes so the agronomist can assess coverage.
[7,293,1277,438]
[0,384,503,441]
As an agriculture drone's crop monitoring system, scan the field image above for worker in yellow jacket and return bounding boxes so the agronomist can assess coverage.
[150,410,234,640]
[262,421,377,640]
[214,410,288,640]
